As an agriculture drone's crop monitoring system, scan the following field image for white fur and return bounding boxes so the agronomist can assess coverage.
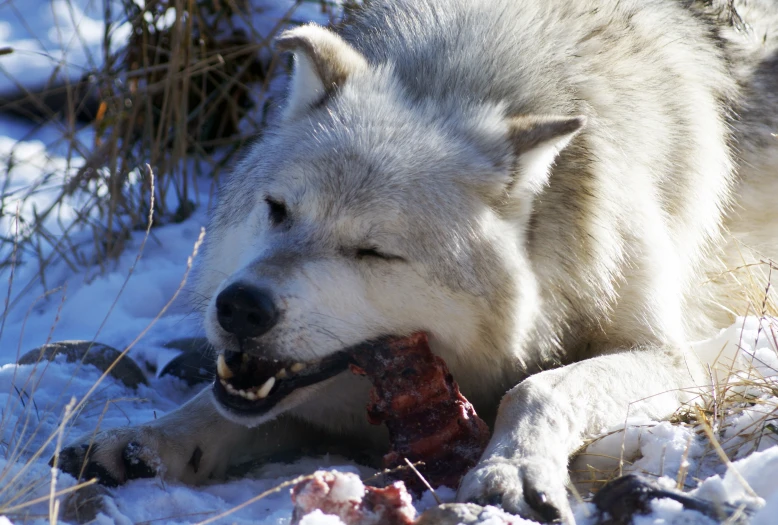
[284,52,327,120]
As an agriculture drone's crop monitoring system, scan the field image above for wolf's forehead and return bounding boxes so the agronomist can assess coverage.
[282,150,438,222]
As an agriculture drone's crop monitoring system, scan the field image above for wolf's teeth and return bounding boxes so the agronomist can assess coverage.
[230,388,259,401]
[217,354,234,379]
[222,380,239,395]
[276,368,288,379]
[256,377,275,398]
[290,363,306,373]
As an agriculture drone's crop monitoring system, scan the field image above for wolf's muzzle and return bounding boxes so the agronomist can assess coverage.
[215,282,278,339]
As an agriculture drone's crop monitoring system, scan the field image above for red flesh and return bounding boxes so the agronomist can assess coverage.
[350,332,491,492]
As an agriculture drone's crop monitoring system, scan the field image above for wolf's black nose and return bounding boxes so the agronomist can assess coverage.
[215,283,278,338]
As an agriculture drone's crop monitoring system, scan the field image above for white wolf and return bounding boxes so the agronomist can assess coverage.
[59,0,778,521]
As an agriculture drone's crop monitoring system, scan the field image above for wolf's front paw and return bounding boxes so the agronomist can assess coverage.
[457,458,574,524]
[55,425,220,486]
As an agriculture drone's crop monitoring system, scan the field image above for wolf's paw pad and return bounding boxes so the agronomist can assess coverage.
[457,460,573,523]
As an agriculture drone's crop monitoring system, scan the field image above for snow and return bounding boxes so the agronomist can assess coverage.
[1,1,777,524]
[0,0,130,89]
[299,511,346,525]
[693,446,778,510]
[325,473,366,504]
[0,0,339,91]
[633,499,716,525]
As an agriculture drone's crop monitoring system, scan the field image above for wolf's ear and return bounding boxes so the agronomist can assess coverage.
[275,24,368,119]
[507,115,586,194]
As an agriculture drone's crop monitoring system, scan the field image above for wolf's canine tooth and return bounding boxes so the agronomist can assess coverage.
[276,368,288,379]
[290,363,306,373]
[257,377,275,398]
[217,354,234,379]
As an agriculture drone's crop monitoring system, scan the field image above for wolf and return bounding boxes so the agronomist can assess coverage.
[58,0,778,521]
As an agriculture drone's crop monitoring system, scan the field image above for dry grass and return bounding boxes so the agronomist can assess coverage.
[573,258,778,500]
[0,1,359,519]
[0,0,356,313]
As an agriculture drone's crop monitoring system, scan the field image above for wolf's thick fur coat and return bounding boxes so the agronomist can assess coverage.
[60,0,778,521]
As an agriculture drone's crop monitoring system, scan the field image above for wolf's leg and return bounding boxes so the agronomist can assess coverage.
[457,348,702,523]
[57,388,319,486]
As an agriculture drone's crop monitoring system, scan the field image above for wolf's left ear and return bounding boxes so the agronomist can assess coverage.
[275,24,368,120]
[507,115,586,194]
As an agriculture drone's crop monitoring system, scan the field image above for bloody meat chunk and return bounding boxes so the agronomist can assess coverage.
[291,470,416,525]
[290,471,523,525]
[349,332,491,492]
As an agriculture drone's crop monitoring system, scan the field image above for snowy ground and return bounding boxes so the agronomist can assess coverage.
[1,1,778,524]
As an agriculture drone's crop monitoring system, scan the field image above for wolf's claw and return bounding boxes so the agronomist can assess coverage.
[524,487,563,523]
[122,441,158,480]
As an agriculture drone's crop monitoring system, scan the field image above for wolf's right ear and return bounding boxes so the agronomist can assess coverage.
[507,115,586,195]
[275,24,368,120]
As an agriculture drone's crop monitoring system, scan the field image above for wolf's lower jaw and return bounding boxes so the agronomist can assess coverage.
[213,349,352,415]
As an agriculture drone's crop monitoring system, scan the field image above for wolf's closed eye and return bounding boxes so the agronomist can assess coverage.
[355,247,405,262]
[265,197,288,226]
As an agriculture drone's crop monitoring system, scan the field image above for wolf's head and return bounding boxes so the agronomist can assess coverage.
[193,24,584,426]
